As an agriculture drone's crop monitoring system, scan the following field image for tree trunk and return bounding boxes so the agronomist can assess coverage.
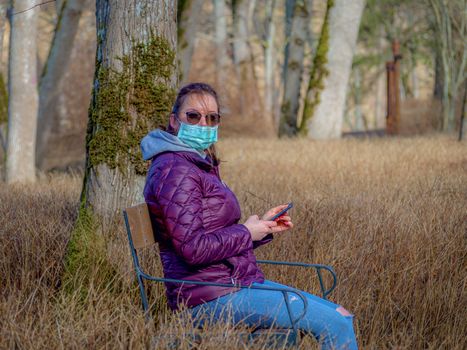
[304,0,365,139]
[232,0,273,134]
[353,66,364,130]
[82,0,178,228]
[0,1,6,69]
[214,0,229,89]
[374,32,386,130]
[6,0,38,183]
[440,38,453,131]
[458,81,466,141]
[178,0,203,83]
[0,73,6,155]
[0,2,7,157]
[279,0,312,136]
[35,0,86,170]
[264,0,276,122]
[433,51,444,103]
[34,1,95,171]
[232,0,254,81]
[374,69,386,129]
[55,0,64,14]
[282,0,295,83]
[442,90,457,132]
[429,0,467,133]
[411,58,419,99]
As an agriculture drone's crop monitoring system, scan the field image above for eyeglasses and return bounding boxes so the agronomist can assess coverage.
[184,110,221,126]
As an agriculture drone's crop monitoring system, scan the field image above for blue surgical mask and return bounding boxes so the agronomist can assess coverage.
[177,121,218,151]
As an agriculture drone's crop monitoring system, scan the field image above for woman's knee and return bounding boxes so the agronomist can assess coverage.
[328,306,355,338]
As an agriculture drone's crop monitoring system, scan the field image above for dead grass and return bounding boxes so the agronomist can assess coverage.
[1,135,466,349]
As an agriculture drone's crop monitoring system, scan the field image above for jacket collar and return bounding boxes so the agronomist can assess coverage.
[172,151,216,172]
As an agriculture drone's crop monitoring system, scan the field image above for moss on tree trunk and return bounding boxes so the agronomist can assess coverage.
[88,35,176,175]
[299,0,334,135]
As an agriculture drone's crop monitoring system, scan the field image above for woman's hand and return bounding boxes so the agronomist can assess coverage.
[243,215,276,241]
[243,212,293,241]
[262,204,294,230]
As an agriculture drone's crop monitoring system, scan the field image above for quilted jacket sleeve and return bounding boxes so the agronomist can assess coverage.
[156,161,253,266]
[253,234,273,249]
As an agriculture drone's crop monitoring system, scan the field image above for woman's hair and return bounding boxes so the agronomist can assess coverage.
[167,82,220,165]
[171,82,220,115]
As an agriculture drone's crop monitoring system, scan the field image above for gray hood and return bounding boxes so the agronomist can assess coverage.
[140,129,205,161]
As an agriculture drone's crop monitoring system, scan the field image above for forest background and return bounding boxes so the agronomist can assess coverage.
[0,0,466,175]
[0,0,466,349]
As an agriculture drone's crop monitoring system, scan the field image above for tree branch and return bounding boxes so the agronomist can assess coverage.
[13,0,55,15]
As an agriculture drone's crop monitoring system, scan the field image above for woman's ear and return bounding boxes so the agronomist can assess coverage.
[169,113,179,131]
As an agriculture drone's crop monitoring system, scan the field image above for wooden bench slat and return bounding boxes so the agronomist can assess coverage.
[124,203,155,249]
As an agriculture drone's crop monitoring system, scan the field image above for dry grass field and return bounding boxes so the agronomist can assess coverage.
[1,136,466,349]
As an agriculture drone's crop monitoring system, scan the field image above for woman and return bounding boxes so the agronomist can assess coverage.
[141,83,357,349]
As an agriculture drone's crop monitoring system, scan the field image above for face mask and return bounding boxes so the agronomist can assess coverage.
[177,121,218,151]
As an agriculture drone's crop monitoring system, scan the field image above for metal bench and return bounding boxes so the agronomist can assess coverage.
[123,203,337,347]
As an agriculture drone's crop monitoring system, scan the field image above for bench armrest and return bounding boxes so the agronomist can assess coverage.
[256,260,337,300]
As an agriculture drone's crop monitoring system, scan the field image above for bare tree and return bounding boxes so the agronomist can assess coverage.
[6,0,39,183]
[302,0,365,139]
[0,1,8,157]
[82,0,177,227]
[0,74,5,157]
[35,0,86,170]
[178,0,204,83]
[0,1,7,71]
[232,0,274,133]
[279,0,312,136]
[214,0,229,89]
[232,0,254,88]
[0,0,7,40]
[40,2,95,171]
[263,0,277,123]
[282,0,295,82]
[428,0,467,132]
[459,81,466,140]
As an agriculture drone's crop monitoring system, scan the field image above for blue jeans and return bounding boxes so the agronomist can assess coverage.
[190,280,357,350]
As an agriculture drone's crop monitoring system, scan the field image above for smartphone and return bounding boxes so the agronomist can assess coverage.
[270,202,293,221]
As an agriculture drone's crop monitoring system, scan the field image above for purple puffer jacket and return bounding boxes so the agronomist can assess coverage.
[143,150,270,310]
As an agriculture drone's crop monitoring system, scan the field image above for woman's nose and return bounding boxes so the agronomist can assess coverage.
[198,115,208,126]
